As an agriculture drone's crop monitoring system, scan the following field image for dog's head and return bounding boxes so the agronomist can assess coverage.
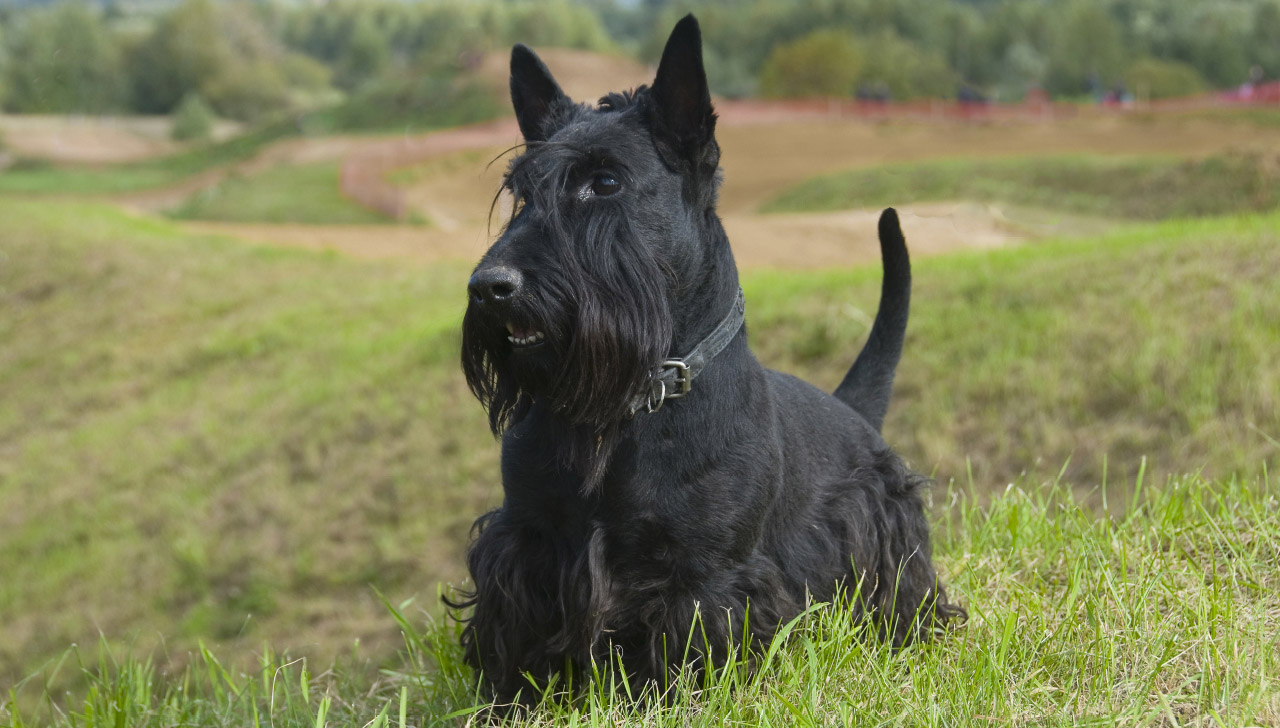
[462,16,722,454]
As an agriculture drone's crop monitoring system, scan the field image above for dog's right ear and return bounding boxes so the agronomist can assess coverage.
[510,44,570,142]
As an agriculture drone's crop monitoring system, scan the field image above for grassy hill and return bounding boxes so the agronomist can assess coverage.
[0,123,300,196]
[1,197,1278,723]
[6,473,1277,726]
[761,151,1280,221]
[0,200,484,689]
[166,162,395,225]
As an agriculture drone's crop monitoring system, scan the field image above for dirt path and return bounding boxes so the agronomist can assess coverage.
[114,132,390,213]
[0,114,242,164]
[179,219,498,264]
[171,107,1280,269]
[178,200,1113,271]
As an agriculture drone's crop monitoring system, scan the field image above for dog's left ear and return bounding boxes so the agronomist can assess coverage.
[511,43,571,142]
[649,14,719,177]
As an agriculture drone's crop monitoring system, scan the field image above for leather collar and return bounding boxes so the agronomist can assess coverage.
[627,288,746,416]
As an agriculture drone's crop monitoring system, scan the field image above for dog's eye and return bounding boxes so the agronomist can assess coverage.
[590,173,621,197]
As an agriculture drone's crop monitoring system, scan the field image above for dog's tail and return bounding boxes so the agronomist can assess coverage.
[833,208,910,433]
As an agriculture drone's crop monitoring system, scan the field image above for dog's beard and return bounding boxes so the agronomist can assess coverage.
[462,201,673,489]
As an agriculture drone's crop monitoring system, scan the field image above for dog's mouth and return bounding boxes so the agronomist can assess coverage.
[506,321,547,349]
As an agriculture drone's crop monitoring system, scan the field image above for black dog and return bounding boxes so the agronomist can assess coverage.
[453,15,964,705]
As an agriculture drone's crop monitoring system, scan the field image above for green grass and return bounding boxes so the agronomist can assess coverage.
[167,161,395,225]
[0,199,484,698]
[384,148,496,188]
[5,472,1277,726]
[762,151,1280,220]
[746,212,1280,491]
[1,198,1278,720]
[300,76,503,136]
[0,120,299,195]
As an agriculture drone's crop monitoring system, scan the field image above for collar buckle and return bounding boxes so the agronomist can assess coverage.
[660,359,692,399]
[644,360,692,414]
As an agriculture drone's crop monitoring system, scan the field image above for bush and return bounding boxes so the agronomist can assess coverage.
[202,60,291,122]
[1124,57,1207,100]
[307,69,501,133]
[170,92,216,142]
[758,30,862,99]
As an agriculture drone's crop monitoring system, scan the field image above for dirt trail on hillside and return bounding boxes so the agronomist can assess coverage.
[173,107,1280,269]
[0,114,242,164]
[114,133,386,212]
[180,200,1109,269]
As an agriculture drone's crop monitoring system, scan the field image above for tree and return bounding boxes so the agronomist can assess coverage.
[702,44,757,99]
[170,92,216,142]
[333,13,389,91]
[127,0,316,121]
[127,0,225,114]
[0,23,8,108]
[1045,0,1126,96]
[202,60,290,122]
[503,1,610,53]
[995,41,1047,101]
[2,3,126,113]
[1124,57,1206,100]
[856,31,958,100]
[757,30,862,99]
[1254,1,1280,80]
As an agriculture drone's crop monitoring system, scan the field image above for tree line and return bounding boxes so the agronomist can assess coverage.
[0,0,1276,125]
[650,0,1280,102]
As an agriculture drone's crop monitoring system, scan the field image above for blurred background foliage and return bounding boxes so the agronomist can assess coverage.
[0,0,1277,126]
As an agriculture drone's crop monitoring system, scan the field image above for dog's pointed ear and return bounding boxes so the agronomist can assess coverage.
[511,44,570,142]
[649,14,719,174]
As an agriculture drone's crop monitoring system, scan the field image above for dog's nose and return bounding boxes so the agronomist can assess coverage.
[468,266,524,306]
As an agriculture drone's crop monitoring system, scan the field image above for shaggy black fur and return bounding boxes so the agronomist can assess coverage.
[451,14,965,706]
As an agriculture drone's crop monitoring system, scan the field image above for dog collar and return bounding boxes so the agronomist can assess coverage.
[629,288,746,416]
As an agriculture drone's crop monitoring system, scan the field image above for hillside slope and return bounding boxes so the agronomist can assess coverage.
[1,198,1277,696]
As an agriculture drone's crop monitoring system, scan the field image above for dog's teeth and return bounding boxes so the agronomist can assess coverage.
[503,330,545,347]
[505,322,515,334]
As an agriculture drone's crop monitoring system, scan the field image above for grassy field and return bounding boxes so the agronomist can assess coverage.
[2,191,1278,720]
[5,473,1276,726]
[762,151,1280,220]
[0,122,299,196]
[167,162,395,225]
[0,199,482,694]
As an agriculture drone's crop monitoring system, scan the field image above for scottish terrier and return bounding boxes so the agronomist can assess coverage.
[452,14,964,705]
